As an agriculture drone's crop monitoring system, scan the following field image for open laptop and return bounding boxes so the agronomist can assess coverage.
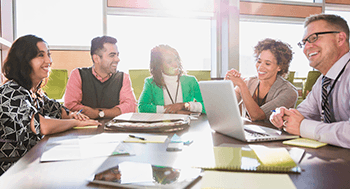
[199,80,299,142]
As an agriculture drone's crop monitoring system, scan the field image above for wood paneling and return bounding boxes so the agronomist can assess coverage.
[326,0,350,5]
[240,2,322,18]
[50,50,92,77]
[107,0,214,12]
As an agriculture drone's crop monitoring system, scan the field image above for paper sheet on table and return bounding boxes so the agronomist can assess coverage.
[200,171,296,189]
[78,133,129,144]
[40,134,130,162]
[283,138,327,148]
[123,135,168,143]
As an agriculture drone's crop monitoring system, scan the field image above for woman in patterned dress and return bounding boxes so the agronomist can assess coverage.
[0,35,100,175]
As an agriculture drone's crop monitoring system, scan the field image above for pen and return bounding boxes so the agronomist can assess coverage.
[76,109,83,115]
[129,134,146,140]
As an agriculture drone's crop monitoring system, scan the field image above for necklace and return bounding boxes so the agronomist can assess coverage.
[164,80,180,104]
[255,82,268,107]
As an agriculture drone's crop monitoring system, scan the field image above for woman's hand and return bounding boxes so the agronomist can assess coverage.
[164,103,185,114]
[69,111,89,121]
[225,69,244,87]
[75,119,101,128]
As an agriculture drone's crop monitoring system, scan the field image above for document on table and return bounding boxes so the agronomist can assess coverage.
[123,135,168,143]
[40,133,131,162]
[200,171,296,189]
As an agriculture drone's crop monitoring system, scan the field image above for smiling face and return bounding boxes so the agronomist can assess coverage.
[162,50,180,76]
[94,43,120,76]
[29,41,52,88]
[255,50,281,82]
[302,20,340,74]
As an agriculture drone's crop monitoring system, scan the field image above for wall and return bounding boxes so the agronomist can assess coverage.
[50,50,92,76]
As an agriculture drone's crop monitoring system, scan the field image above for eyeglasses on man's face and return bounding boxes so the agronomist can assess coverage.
[297,31,340,48]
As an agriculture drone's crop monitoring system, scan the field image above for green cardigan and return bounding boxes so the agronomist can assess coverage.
[138,75,206,113]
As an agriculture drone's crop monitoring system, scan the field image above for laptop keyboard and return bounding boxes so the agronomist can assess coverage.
[244,129,270,138]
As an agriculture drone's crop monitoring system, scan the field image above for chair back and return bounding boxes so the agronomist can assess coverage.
[302,70,321,99]
[186,70,211,81]
[43,69,68,100]
[129,69,151,100]
[286,71,295,84]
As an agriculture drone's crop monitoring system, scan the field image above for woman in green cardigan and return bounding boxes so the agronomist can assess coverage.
[138,45,205,114]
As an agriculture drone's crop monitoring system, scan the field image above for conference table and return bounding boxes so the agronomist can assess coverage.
[0,115,349,189]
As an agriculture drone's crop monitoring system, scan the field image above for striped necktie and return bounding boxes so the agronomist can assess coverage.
[321,76,332,123]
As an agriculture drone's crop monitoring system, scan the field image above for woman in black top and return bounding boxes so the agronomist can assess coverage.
[0,35,100,175]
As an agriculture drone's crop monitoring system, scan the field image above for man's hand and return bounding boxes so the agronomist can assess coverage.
[80,107,99,119]
[282,109,304,135]
[270,107,304,135]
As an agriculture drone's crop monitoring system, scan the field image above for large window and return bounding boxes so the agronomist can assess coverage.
[15,0,103,47]
[240,21,311,77]
[107,15,212,72]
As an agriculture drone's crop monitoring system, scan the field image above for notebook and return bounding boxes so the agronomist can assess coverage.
[193,146,302,174]
[199,80,299,142]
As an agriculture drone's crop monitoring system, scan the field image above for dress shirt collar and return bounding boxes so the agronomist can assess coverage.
[92,67,112,83]
[326,51,350,80]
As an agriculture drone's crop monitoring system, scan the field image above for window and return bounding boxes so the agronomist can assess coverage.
[15,0,103,47]
[239,21,311,77]
[107,15,212,72]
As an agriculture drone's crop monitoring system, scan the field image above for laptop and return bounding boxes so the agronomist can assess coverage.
[199,80,299,142]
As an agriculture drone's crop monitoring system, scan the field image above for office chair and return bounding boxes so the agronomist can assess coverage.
[302,70,321,99]
[186,70,211,81]
[128,69,151,101]
[295,70,321,107]
[286,71,295,84]
[43,69,68,102]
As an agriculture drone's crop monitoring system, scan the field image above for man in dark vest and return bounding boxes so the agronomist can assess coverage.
[64,36,137,119]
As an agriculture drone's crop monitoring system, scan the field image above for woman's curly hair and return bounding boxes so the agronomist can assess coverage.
[254,38,293,77]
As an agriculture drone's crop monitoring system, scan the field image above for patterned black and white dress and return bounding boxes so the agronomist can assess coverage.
[0,80,68,175]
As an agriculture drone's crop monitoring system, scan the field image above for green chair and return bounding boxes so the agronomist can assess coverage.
[186,70,211,81]
[43,69,68,102]
[286,71,295,84]
[129,69,151,101]
[295,70,321,107]
[302,70,321,99]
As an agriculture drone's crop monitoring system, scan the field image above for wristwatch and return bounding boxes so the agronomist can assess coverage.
[184,102,190,111]
[98,109,105,118]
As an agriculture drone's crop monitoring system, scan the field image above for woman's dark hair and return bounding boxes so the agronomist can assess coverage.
[150,45,183,88]
[254,38,293,77]
[2,34,47,91]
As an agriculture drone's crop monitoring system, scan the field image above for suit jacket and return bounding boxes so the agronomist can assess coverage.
[138,75,205,113]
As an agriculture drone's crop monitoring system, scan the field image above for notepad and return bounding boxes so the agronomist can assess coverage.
[201,171,296,189]
[193,146,301,173]
[123,135,168,143]
[283,138,327,148]
[250,145,297,167]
